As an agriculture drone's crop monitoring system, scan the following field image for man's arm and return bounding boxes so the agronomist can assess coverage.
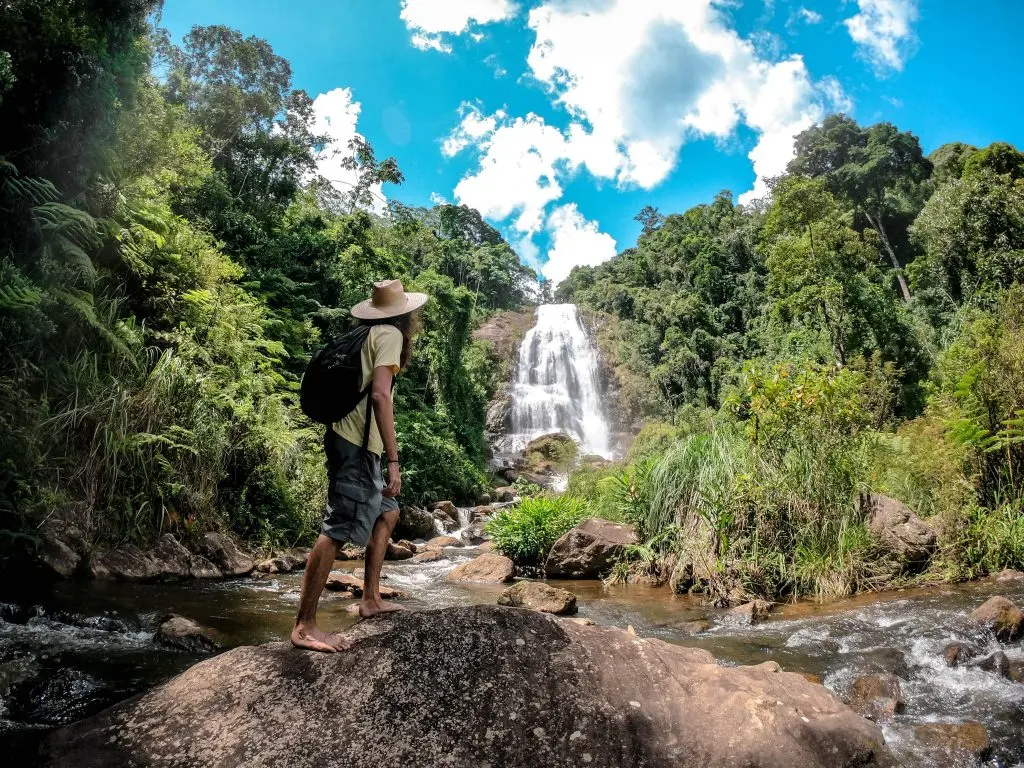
[371,365,400,498]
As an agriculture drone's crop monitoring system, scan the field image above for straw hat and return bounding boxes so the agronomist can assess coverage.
[350,279,428,320]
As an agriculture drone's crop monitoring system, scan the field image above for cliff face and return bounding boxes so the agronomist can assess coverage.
[472,308,536,447]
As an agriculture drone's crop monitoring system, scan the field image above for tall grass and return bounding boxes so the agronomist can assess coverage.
[486,495,590,565]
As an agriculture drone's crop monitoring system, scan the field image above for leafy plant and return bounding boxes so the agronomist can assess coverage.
[485,496,589,565]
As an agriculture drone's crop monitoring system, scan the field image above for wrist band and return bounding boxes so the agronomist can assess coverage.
[387,459,400,464]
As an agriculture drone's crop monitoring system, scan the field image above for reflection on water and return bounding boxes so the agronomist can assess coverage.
[2,550,1023,766]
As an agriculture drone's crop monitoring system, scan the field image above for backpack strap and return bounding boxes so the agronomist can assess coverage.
[361,377,398,452]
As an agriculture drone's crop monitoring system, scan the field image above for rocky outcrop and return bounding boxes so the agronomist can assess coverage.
[154,615,218,654]
[36,520,89,577]
[89,534,223,581]
[447,553,515,583]
[545,518,638,579]
[969,595,1024,641]
[863,494,937,571]
[498,581,578,615]
[44,606,890,768]
[196,533,254,577]
[913,722,991,764]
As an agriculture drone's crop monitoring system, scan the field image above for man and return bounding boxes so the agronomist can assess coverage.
[291,279,427,653]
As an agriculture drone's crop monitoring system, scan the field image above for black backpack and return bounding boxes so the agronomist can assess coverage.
[300,325,373,427]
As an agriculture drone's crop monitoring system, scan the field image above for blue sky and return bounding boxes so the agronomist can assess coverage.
[158,0,1024,283]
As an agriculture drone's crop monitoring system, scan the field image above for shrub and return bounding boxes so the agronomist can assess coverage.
[486,495,589,565]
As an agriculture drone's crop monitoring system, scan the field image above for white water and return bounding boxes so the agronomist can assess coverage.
[504,304,612,458]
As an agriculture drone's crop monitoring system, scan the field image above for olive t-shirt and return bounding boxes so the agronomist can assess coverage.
[332,324,403,456]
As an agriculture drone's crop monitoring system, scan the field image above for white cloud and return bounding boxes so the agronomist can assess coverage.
[310,88,385,212]
[542,204,618,285]
[441,103,505,158]
[400,0,516,53]
[844,0,918,72]
[429,192,448,205]
[796,7,823,25]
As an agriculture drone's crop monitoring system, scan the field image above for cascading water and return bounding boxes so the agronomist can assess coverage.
[503,304,612,457]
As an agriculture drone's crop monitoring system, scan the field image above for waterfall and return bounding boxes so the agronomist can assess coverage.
[503,304,612,458]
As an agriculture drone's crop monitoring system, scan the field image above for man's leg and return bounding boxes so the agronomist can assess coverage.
[359,508,404,618]
[291,533,349,652]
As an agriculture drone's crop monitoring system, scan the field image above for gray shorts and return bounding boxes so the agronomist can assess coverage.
[321,429,399,546]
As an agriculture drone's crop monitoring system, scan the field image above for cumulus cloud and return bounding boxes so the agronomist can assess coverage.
[400,0,516,53]
[310,88,388,212]
[542,204,618,285]
[844,0,918,72]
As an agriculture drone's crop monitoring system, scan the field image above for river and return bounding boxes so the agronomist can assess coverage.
[2,548,1022,766]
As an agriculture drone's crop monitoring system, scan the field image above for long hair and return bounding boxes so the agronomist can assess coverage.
[360,311,420,370]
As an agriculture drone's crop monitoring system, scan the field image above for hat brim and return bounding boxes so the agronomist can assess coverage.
[350,291,429,320]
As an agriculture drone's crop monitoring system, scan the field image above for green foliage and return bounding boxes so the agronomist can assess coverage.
[485,495,589,565]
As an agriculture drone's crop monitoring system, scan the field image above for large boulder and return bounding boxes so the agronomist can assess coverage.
[969,595,1024,641]
[498,581,577,615]
[89,546,162,581]
[424,535,463,551]
[43,607,889,768]
[863,494,937,571]
[392,506,436,541]
[196,533,254,577]
[545,518,638,579]
[447,553,515,583]
[90,535,222,581]
[846,674,904,722]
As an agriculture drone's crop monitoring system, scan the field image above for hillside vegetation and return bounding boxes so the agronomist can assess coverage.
[0,4,534,556]
[556,118,1024,601]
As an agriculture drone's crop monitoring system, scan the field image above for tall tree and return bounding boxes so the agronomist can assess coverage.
[789,115,933,302]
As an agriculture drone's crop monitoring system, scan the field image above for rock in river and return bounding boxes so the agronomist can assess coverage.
[43,606,890,768]
[863,493,937,571]
[196,532,254,577]
[498,581,578,615]
[544,518,638,579]
[447,553,515,583]
[154,615,218,654]
[969,595,1024,641]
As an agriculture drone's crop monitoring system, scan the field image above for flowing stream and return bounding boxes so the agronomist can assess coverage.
[501,304,613,458]
[2,548,1023,766]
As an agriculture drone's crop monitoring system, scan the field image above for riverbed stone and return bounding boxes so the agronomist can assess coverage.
[969,595,1024,641]
[863,493,937,571]
[447,553,515,583]
[493,486,517,502]
[498,581,578,615]
[431,500,457,517]
[337,544,365,561]
[154,615,218,654]
[43,606,890,768]
[324,572,406,600]
[195,532,254,577]
[913,722,991,763]
[994,568,1024,583]
[89,546,161,581]
[461,522,488,545]
[38,536,82,578]
[393,505,435,541]
[385,542,415,561]
[847,673,904,722]
[942,642,981,667]
[971,650,1011,679]
[255,556,290,575]
[544,518,639,579]
[424,535,463,551]
[725,600,773,626]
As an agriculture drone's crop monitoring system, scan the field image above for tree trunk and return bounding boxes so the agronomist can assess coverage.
[864,209,911,302]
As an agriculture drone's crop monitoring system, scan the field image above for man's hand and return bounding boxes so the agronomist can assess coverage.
[383,463,401,498]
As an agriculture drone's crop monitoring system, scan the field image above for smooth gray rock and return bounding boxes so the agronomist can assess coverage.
[545,518,638,578]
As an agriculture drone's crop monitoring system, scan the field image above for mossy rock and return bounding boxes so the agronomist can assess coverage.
[522,432,578,472]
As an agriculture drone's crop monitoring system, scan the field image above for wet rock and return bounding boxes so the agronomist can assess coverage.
[675,620,712,635]
[385,542,415,561]
[497,581,578,615]
[396,539,418,552]
[544,518,639,579]
[324,572,405,600]
[469,505,494,522]
[460,522,488,546]
[476,493,493,507]
[493,486,517,502]
[196,532,255,577]
[861,647,911,678]
[12,668,107,725]
[431,500,457,517]
[800,673,824,685]
[424,535,464,551]
[44,606,890,768]
[37,536,81,578]
[914,722,991,764]
[337,544,366,561]
[942,642,981,667]
[150,534,197,578]
[724,600,773,626]
[994,568,1024,583]
[0,602,30,623]
[255,556,290,575]
[1009,660,1024,683]
[969,595,1024,641]
[89,546,161,581]
[447,553,515,583]
[410,551,445,564]
[863,493,937,571]
[847,673,904,722]
[154,615,218,654]
[433,510,459,533]
[971,650,1011,679]
[562,616,594,626]
[394,505,435,540]
[280,548,310,571]
[477,541,496,552]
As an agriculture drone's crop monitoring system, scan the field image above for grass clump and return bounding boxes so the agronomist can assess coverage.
[485,495,589,565]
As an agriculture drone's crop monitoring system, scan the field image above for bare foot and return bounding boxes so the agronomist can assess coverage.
[358,598,407,618]
[290,624,351,652]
